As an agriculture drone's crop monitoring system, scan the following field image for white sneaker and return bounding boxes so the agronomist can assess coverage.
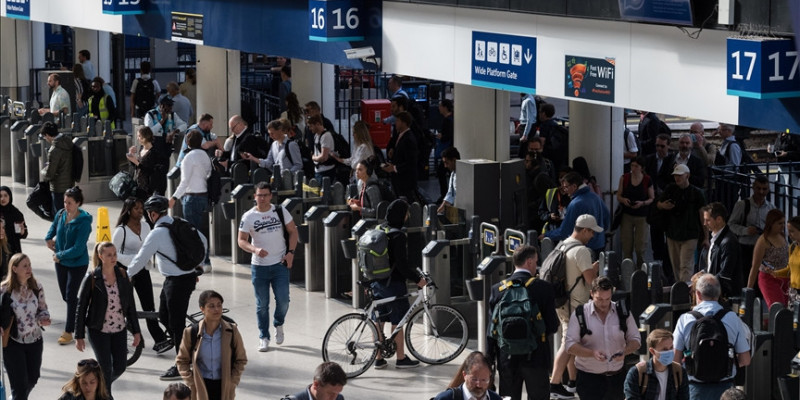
[258,338,269,352]
[203,263,212,273]
[275,326,284,345]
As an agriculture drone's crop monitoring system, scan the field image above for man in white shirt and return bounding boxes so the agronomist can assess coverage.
[38,73,71,118]
[78,50,96,80]
[237,182,298,352]
[170,130,212,271]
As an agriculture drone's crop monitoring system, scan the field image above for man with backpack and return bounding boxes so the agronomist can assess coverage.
[541,172,610,257]
[237,182,298,353]
[127,195,208,380]
[546,214,601,399]
[40,121,74,214]
[130,61,161,119]
[672,273,751,399]
[565,276,640,400]
[487,245,558,400]
[622,329,689,400]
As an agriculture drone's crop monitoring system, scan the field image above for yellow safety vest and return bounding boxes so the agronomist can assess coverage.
[88,95,115,129]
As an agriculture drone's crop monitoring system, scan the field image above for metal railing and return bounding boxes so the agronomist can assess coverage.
[708,162,800,219]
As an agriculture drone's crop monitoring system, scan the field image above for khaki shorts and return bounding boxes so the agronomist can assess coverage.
[556,305,572,348]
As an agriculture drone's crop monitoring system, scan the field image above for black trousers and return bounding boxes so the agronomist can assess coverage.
[649,225,674,284]
[498,363,550,400]
[131,269,167,343]
[88,328,128,397]
[204,378,222,400]
[160,273,196,353]
[3,338,43,400]
[54,263,87,333]
[575,369,626,400]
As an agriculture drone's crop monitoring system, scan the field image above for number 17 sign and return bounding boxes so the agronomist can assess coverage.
[727,37,800,99]
[309,0,364,42]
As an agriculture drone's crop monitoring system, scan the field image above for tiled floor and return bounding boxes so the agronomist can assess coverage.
[0,177,470,399]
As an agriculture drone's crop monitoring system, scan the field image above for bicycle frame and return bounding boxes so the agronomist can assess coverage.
[363,283,435,342]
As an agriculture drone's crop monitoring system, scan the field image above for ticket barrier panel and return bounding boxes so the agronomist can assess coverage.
[10,118,29,183]
[167,167,184,219]
[228,183,255,264]
[620,258,636,291]
[283,179,325,284]
[0,99,10,176]
[342,218,380,309]
[324,210,353,300]
[209,177,233,257]
[23,124,42,188]
[472,254,509,354]
[304,204,329,291]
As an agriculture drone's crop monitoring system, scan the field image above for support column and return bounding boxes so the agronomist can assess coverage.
[453,83,510,161]
[568,101,624,204]
[293,60,335,125]
[152,39,178,94]
[73,28,111,78]
[196,46,240,135]
[0,18,33,98]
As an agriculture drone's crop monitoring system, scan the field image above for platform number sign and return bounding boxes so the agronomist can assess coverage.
[727,38,800,99]
[102,0,146,15]
[309,0,364,42]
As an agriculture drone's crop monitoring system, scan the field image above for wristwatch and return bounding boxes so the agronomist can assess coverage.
[286,249,295,254]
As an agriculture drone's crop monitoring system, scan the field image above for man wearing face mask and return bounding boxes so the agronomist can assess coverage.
[623,329,689,400]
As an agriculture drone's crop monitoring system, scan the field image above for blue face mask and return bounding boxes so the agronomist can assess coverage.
[657,349,675,365]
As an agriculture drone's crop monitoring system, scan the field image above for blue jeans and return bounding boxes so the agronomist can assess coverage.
[251,263,290,339]
[688,381,733,400]
[181,194,209,264]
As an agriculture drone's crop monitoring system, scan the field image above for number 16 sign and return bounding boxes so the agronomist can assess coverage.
[727,37,800,99]
[309,0,364,42]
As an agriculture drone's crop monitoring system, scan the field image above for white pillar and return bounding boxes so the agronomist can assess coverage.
[453,83,510,161]
[568,101,624,202]
[196,46,240,136]
[293,60,335,123]
[0,18,32,95]
[31,22,45,71]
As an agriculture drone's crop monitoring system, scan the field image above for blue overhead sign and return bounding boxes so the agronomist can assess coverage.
[102,0,146,15]
[308,0,365,42]
[5,0,30,20]
[727,38,800,99]
[471,31,537,93]
[618,0,694,27]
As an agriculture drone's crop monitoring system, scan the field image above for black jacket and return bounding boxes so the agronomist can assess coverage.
[223,127,268,167]
[645,152,676,195]
[379,199,422,285]
[0,186,27,255]
[670,154,707,189]
[486,270,559,368]
[708,225,743,298]
[291,387,344,400]
[388,129,418,199]
[75,265,141,339]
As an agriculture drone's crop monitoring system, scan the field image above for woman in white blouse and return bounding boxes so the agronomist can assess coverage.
[111,197,171,353]
[0,253,50,400]
[333,120,375,182]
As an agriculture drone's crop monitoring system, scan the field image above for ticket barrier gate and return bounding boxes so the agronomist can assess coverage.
[209,176,233,257]
[778,305,800,400]
[303,178,345,291]
[10,116,30,184]
[22,123,42,188]
[283,179,325,284]
[341,217,380,309]
[227,183,255,264]
[0,96,12,176]
[323,206,354,300]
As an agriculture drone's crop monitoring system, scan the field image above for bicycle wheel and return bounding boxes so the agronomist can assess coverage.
[322,313,380,378]
[405,304,468,365]
[126,325,144,366]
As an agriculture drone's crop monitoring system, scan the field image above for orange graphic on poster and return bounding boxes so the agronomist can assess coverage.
[570,63,587,97]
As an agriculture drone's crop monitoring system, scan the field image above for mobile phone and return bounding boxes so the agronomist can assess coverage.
[610,352,623,360]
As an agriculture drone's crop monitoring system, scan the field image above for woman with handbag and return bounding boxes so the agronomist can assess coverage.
[747,209,790,307]
[616,156,654,267]
[111,197,171,353]
[0,253,51,400]
[45,186,92,346]
[75,242,141,398]
[127,126,166,199]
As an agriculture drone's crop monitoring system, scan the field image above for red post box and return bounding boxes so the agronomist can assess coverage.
[360,99,392,148]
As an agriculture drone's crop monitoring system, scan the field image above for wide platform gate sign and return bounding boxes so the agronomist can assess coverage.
[471,31,537,93]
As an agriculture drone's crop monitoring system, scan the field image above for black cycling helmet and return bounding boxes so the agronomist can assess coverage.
[144,195,169,213]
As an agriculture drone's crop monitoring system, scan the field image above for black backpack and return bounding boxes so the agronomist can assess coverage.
[684,309,734,382]
[286,136,316,179]
[658,119,672,136]
[366,179,396,202]
[539,241,583,308]
[331,131,351,158]
[134,78,156,116]
[156,218,205,271]
[72,142,83,183]
[575,300,630,337]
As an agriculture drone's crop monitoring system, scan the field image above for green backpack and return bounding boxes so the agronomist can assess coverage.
[490,277,546,355]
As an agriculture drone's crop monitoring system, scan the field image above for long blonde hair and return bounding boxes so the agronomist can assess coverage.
[353,120,374,148]
[92,242,116,269]
[1,253,39,295]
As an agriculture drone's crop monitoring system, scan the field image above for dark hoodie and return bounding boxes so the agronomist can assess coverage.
[42,133,75,193]
[0,186,27,254]
[383,199,421,283]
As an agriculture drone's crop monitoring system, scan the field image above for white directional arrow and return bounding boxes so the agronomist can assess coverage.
[524,48,533,64]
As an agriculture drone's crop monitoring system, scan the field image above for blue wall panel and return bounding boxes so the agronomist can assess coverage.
[738,97,800,133]
[122,0,381,69]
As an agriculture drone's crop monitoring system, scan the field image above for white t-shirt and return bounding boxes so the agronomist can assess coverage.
[314,131,335,173]
[239,205,293,266]
[654,368,669,400]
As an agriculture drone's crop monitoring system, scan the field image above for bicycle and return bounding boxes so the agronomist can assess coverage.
[126,308,233,366]
[321,270,469,378]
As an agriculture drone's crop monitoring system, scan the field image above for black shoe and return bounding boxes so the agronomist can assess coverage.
[159,365,181,381]
[564,380,577,393]
[153,339,174,354]
[374,359,388,369]
[550,383,574,399]
[395,357,420,369]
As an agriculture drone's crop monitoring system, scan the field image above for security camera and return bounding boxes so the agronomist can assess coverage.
[344,46,376,60]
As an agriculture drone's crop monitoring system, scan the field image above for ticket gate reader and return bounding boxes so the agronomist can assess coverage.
[324,210,353,300]
[229,183,255,264]
[470,222,515,353]
[304,205,329,292]
[209,177,233,257]
[23,124,42,188]
[342,218,380,309]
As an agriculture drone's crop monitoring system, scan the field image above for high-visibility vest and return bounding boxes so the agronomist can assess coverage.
[88,95,115,129]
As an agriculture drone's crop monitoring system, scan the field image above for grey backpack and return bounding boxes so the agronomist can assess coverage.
[357,227,401,280]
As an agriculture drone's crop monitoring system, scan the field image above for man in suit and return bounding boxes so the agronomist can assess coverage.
[645,133,676,283]
[673,133,707,190]
[291,362,346,400]
[217,114,266,172]
[382,111,418,201]
[487,244,559,400]
[702,202,742,299]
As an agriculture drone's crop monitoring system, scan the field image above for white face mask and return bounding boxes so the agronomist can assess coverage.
[656,349,675,365]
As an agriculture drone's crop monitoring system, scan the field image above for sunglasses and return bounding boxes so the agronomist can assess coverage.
[78,359,99,368]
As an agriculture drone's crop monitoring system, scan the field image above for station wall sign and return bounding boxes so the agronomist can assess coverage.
[171,11,204,45]
[618,0,694,26]
[308,0,365,42]
[564,55,616,103]
[102,0,146,15]
[471,31,537,93]
[5,0,30,20]
[727,37,800,99]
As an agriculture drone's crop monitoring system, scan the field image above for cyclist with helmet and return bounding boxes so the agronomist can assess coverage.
[127,195,207,381]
